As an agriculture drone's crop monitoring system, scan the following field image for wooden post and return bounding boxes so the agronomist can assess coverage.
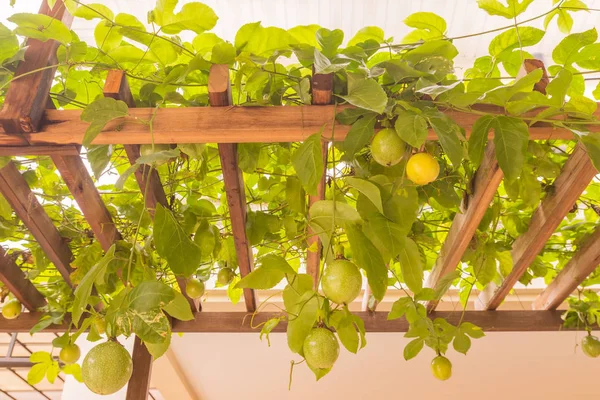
[103,70,198,313]
[0,0,73,133]
[126,337,153,400]
[482,143,598,310]
[532,226,600,310]
[0,162,74,286]
[0,247,46,311]
[307,70,333,289]
[209,64,257,312]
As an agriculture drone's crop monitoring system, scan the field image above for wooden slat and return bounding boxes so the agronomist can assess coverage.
[0,1,73,133]
[0,146,79,156]
[483,143,598,310]
[210,65,256,312]
[0,105,583,146]
[425,143,503,311]
[51,154,121,251]
[0,247,46,311]
[532,227,600,310]
[0,310,574,333]
[306,71,333,288]
[103,70,198,313]
[126,337,153,400]
[0,162,73,286]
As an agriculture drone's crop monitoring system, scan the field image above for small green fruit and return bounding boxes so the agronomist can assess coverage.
[303,328,340,369]
[2,300,21,320]
[321,259,362,304]
[59,344,81,364]
[431,355,452,381]
[217,268,235,285]
[186,279,205,299]
[82,341,133,395]
[371,128,405,167]
[582,335,600,358]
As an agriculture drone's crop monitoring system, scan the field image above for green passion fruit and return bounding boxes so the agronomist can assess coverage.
[303,328,340,369]
[582,335,600,358]
[371,128,406,167]
[82,341,133,395]
[431,355,452,381]
[321,259,362,305]
[185,278,205,299]
[217,268,235,285]
[59,344,81,365]
[1,300,21,320]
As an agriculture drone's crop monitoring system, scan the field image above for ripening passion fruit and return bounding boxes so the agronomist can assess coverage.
[303,328,340,369]
[1,300,21,320]
[321,259,362,305]
[185,278,205,299]
[431,355,452,381]
[371,128,406,167]
[406,153,440,185]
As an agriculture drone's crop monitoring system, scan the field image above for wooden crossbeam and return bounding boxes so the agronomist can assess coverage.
[0,105,583,147]
[0,310,574,333]
[482,143,598,310]
[0,162,74,286]
[126,337,153,400]
[0,247,46,311]
[103,70,198,313]
[0,146,79,156]
[306,71,333,288]
[425,144,503,311]
[51,154,122,251]
[210,65,257,312]
[532,227,600,310]
[0,0,73,133]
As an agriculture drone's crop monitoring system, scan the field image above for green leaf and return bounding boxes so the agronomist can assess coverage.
[285,176,306,213]
[128,281,175,312]
[236,254,296,290]
[313,49,350,74]
[73,3,114,20]
[404,12,446,37]
[388,297,413,320]
[0,23,19,64]
[62,363,83,382]
[346,177,383,214]
[397,237,423,294]
[342,113,377,157]
[338,73,387,114]
[426,111,465,167]
[27,363,48,385]
[317,28,344,58]
[330,309,365,354]
[260,317,282,346]
[453,332,471,354]
[145,332,171,359]
[30,351,52,364]
[94,20,123,52]
[72,245,115,327]
[154,203,202,277]
[433,270,460,301]
[163,291,194,321]
[234,22,262,51]
[346,224,388,301]
[309,200,362,230]
[9,13,72,44]
[347,26,384,46]
[394,110,429,148]
[477,0,535,18]
[46,361,60,384]
[468,115,493,168]
[488,27,544,58]
[460,322,486,338]
[404,338,424,360]
[493,116,529,182]
[571,129,600,171]
[243,26,292,57]
[544,9,574,34]
[364,214,406,261]
[553,28,597,67]
[211,41,235,65]
[291,132,324,196]
[480,69,543,106]
[87,145,112,180]
[131,309,171,344]
[151,1,218,34]
[286,290,319,355]
[473,244,497,287]
[80,97,129,147]
[415,79,462,100]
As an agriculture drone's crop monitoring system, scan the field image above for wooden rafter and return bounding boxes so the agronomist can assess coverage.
[103,70,198,313]
[532,227,600,310]
[210,64,257,312]
[306,71,333,288]
[427,59,549,311]
[0,0,73,133]
[0,247,46,311]
[0,146,79,157]
[0,310,576,333]
[0,162,74,286]
[0,104,586,147]
[126,337,153,400]
[481,143,598,310]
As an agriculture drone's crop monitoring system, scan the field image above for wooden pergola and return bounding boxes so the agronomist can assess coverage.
[0,1,599,399]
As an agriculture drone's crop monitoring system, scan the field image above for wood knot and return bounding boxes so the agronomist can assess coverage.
[19,117,34,133]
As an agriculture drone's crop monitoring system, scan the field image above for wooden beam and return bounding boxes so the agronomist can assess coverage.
[0,0,73,133]
[482,143,598,310]
[532,227,600,310]
[51,154,121,251]
[126,337,153,400]
[306,71,333,288]
[0,310,574,333]
[210,65,257,312]
[0,105,583,147]
[0,162,73,286]
[0,146,79,156]
[425,144,503,311]
[0,247,46,311]
[103,70,198,312]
